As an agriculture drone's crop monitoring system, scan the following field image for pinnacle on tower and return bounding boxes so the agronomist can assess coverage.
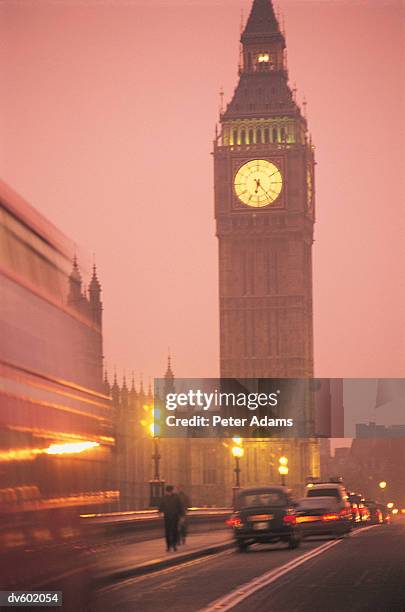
[242,0,280,39]
[103,369,111,396]
[68,256,83,303]
[130,372,137,397]
[147,379,153,402]
[89,262,103,325]
[165,353,174,380]
[139,376,145,397]
[222,0,295,119]
[111,371,120,406]
[121,374,129,407]
[70,255,82,282]
[164,353,175,396]
[89,264,102,300]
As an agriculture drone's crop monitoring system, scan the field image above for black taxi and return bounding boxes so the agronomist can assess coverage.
[227,486,302,552]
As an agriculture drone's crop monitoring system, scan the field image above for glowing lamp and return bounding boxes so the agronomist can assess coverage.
[232,446,244,459]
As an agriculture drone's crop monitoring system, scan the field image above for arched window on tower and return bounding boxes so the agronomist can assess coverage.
[280,127,286,142]
[232,129,238,145]
[272,127,278,143]
[264,128,270,144]
[256,129,262,144]
[248,129,254,144]
[240,129,246,145]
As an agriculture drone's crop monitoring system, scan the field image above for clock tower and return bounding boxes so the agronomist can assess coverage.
[214,0,315,381]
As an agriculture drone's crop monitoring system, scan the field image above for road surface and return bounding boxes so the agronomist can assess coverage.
[95,520,405,611]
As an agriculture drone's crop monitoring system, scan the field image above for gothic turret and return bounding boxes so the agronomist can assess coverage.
[163,354,175,397]
[67,256,104,391]
[130,373,138,402]
[89,264,103,326]
[147,380,153,405]
[111,372,120,407]
[68,256,83,305]
[103,370,111,396]
[121,375,129,405]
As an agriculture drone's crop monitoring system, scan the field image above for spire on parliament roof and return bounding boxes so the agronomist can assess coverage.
[130,372,137,396]
[70,255,82,283]
[163,352,175,396]
[165,352,174,381]
[89,264,101,294]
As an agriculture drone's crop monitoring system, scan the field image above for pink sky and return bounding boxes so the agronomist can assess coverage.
[1,0,404,383]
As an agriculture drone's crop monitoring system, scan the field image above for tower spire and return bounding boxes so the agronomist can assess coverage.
[242,0,280,39]
[164,352,175,396]
[139,374,145,397]
[103,369,110,396]
[68,256,83,304]
[89,261,102,325]
[111,368,120,406]
[131,371,137,394]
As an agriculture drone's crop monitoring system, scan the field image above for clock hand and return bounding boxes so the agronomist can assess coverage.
[259,184,273,199]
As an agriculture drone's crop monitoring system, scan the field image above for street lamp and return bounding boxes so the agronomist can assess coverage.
[387,502,394,509]
[378,480,387,505]
[142,404,165,507]
[231,439,244,506]
[278,456,289,486]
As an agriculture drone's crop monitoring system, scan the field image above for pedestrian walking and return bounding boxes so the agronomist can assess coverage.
[177,485,191,545]
[158,485,183,552]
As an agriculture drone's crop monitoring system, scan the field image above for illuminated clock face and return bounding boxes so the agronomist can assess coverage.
[234,159,283,208]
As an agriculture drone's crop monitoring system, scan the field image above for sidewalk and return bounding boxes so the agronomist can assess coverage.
[94,529,233,585]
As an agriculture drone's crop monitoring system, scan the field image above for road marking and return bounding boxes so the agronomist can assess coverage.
[201,525,381,611]
[99,525,381,598]
[98,548,235,594]
[351,524,379,537]
[200,540,342,611]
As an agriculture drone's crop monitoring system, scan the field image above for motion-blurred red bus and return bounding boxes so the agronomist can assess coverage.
[0,180,116,606]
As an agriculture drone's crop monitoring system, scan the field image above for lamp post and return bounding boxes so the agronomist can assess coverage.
[278,456,289,486]
[231,440,244,506]
[151,426,161,480]
[149,433,165,507]
[142,404,165,508]
[379,480,387,505]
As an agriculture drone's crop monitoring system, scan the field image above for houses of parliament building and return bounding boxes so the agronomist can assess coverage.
[103,359,319,510]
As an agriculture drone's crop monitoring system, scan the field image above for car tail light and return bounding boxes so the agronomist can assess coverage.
[226,516,242,528]
[339,508,349,518]
[283,515,296,526]
[322,513,339,522]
